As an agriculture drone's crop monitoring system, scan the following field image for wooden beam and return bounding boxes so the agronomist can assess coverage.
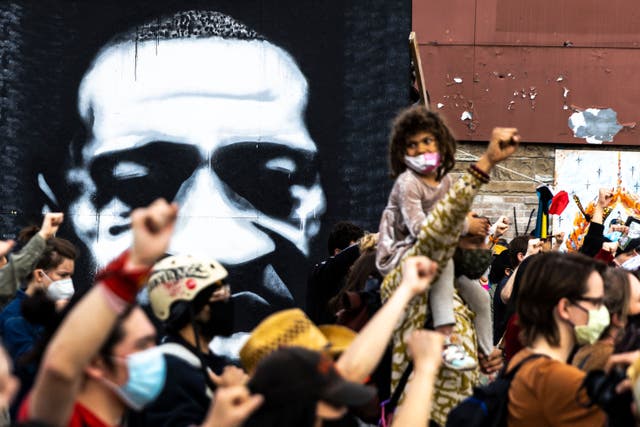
[409,31,429,108]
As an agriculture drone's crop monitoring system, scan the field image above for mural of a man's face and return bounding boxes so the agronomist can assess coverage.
[64,14,325,328]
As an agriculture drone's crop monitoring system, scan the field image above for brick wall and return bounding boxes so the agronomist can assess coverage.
[452,142,554,240]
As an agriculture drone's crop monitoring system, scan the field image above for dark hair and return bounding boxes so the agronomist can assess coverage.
[116,10,263,44]
[488,250,511,285]
[246,348,337,427]
[388,105,456,179]
[244,401,316,427]
[517,252,605,347]
[328,249,380,314]
[164,285,216,334]
[615,270,640,353]
[327,222,364,255]
[18,225,41,245]
[600,268,631,338]
[504,255,533,323]
[24,237,78,283]
[508,235,532,269]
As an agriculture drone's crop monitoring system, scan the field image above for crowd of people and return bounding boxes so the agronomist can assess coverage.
[0,104,638,427]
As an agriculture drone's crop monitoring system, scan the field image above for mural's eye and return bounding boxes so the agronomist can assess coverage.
[212,142,317,220]
[89,142,201,210]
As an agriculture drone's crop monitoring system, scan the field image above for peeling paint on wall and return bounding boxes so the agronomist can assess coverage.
[568,108,623,144]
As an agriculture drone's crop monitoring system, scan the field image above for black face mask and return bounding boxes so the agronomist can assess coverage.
[198,299,235,338]
[453,248,493,279]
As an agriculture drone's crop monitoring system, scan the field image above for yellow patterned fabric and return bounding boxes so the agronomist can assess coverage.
[381,171,484,404]
[430,292,479,425]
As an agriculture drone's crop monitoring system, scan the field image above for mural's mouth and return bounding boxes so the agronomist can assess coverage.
[209,291,272,361]
[219,232,310,331]
[230,291,279,331]
[226,260,298,331]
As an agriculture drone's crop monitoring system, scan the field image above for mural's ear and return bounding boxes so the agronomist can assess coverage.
[37,173,60,212]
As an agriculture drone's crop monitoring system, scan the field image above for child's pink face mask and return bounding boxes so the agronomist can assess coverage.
[404,152,441,175]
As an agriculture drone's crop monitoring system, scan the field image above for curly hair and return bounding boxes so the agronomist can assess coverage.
[388,105,456,179]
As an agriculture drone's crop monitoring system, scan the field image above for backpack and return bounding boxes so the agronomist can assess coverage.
[445,354,545,427]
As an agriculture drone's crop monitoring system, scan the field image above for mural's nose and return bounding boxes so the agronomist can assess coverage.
[169,167,275,264]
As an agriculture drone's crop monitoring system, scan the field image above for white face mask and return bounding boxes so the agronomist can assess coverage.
[45,276,75,301]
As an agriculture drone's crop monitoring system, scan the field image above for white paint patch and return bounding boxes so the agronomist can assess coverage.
[453,77,463,84]
[38,173,59,205]
[568,108,623,144]
[460,111,472,121]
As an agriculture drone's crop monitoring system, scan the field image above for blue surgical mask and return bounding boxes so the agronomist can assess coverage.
[105,346,167,410]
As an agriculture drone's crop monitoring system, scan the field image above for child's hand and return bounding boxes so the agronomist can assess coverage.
[399,256,438,297]
[485,127,520,165]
